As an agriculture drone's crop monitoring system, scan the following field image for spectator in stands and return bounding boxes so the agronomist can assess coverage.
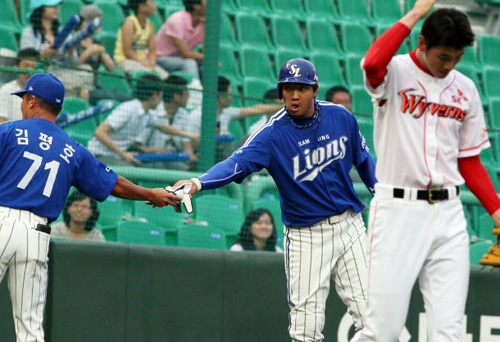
[325,85,353,112]
[230,208,283,253]
[114,0,169,79]
[88,74,197,166]
[155,0,206,79]
[0,117,8,123]
[0,48,40,121]
[247,88,281,136]
[137,75,201,169]
[217,76,281,135]
[51,191,105,242]
[21,0,61,57]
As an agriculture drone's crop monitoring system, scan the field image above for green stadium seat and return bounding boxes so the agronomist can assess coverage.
[0,0,22,34]
[62,98,96,146]
[221,0,238,15]
[459,46,480,71]
[269,0,306,21]
[405,0,416,13]
[310,52,346,86]
[274,48,305,75]
[219,47,242,84]
[234,0,272,17]
[306,19,344,57]
[220,13,238,50]
[163,3,186,19]
[478,35,500,68]
[97,196,129,227]
[134,202,184,230]
[339,23,373,56]
[0,28,19,52]
[352,87,374,116]
[97,68,132,97]
[303,0,340,22]
[375,24,409,54]
[371,0,403,24]
[96,32,117,57]
[409,26,421,50]
[97,2,126,36]
[195,194,245,235]
[242,77,275,105]
[489,98,500,129]
[116,221,166,246]
[178,224,227,249]
[235,13,273,50]
[149,10,163,33]
[20,0,30,27]
[270,17,307,55]
[346,55,364,87]
[469,242,492,265]
[482,67,500,98]
[337,0,372,24]
[240,47,275,82]
[228,119,245,143]
[100,225,117,241]
[60,0,85,27]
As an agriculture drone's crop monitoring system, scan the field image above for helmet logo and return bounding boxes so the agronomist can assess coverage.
[289,65,301,77]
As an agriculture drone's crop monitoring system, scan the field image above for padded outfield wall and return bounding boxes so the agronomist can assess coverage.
[0,240,500,342]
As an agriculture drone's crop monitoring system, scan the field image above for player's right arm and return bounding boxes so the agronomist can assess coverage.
[363,0,435,89]
[94,121,141,164]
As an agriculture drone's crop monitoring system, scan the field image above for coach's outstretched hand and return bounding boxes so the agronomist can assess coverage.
[147,188,183,208]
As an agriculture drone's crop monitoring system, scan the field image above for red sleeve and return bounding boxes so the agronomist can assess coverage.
[458,155,500,215]
[363,22,411,89]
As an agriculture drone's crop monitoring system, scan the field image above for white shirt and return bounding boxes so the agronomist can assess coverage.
[248,116,267,135]
[230,243,283,253]
[88,99,159,157]
[219,107,241,134]
[0,80,23,121]
[362,53,489,189]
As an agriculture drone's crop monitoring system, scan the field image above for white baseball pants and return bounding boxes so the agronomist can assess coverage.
[359,185,469,342]
[285,210,368,342]
[0,207,50,342]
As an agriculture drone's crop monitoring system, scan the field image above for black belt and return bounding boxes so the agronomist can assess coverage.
[393,186,460,204]
[36,223,51,235]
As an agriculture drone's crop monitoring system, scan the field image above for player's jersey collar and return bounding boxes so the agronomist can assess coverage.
[410,50,433,76]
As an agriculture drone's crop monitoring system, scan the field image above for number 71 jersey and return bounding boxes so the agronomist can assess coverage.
[0,119,118,222]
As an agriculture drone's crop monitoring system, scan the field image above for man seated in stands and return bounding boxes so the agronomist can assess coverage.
[136,75,201,170]
[87,74,196,166]
[156,0,206,79]
[325,85,352,112]
[0,48,40,121]
[114,0,169,79]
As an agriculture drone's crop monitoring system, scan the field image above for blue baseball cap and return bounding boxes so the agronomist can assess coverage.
[27,0,64,18]
[11,73,65,106]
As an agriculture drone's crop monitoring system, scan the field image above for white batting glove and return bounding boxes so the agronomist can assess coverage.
[165,183,194,214]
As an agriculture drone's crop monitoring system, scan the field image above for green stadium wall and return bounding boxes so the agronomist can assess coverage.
[1,240,499,341]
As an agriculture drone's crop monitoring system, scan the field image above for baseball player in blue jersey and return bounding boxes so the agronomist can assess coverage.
[0,73,180,342]
[171,59,378,342]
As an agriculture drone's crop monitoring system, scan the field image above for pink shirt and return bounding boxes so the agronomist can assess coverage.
[156,11,205,57]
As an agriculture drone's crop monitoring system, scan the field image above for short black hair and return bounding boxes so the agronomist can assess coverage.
[17,48,40,66]
[62,191,100,232]
[218,76,231,94]
[236,208,278,251]
[128,0,148,14]
[264,88,279,101]
[163,75,188,102]
[183,0,202,13]
[25,93,62,115]
[135,74,163,101]
[421,8,475,50]
[325,85,351,102]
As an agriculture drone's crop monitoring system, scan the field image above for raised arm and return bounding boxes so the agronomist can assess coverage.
[112,175,181,207]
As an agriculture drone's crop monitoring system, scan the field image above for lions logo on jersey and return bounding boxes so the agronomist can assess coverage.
[293,136,348,182]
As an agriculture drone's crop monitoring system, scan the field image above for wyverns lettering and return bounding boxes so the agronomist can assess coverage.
[398,88,467,122]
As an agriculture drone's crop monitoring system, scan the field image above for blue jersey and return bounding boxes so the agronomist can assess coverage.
[231,101,370,227]
[0,119,118,222]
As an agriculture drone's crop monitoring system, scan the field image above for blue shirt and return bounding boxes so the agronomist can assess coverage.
[0,119,118,222]
[230,101,369,227]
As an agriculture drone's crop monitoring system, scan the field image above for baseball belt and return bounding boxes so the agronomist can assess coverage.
[393,186,460,204]
[35,223,51,235]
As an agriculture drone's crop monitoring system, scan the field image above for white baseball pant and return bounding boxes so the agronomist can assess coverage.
[285,210,368,342]
[359,184,469,342]
[0,206,50,342]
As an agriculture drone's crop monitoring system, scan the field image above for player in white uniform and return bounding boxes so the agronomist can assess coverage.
[358,1,500,341]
